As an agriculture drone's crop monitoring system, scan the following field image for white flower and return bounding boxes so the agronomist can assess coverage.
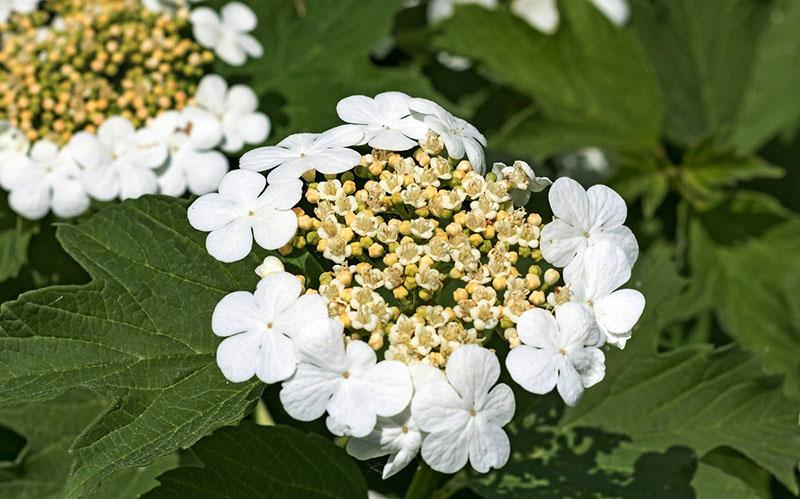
[69,117,167,201]
[0,0,38,24]
[506,302,605,406]
[336,92,428,151]
[0,121,29,179]
[0,140,89,220]
[563,241,645,349]
[280,319,413,438]
[540,177,638,268]
[141,0,201,14]
[151,107,228,197]
[187,169,301,262]
[239,125,363,182]
[255,255,285,279]
[345,407,422,479]
[511,0,629,34]
[194,74,270,153]
[492,160,552,207]
[427,0,498,24]
[212,272,328,383]
[190,2,263,66]
[409,98,487,173]
[411,345,515,473]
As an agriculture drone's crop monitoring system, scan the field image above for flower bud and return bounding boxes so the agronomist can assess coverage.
[255,256,284,278]
[544,268,560,286]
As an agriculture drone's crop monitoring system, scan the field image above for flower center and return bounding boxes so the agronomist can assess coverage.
[468,408,477,417]
[558,348,568,356]
[248,210,255,217]
[342,371,350,379]
[582,230,590,238]
[401,425,409,433]
[265,322,273,329]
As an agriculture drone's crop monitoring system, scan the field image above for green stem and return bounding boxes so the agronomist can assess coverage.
[404,462,440,499]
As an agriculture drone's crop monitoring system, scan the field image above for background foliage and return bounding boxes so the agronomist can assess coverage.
[1,0,799,497]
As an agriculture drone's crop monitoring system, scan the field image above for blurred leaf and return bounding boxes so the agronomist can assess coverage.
[435,2,663,158]
[0,197,265,498]
[0,198,39,285]
[144,423,367,499]
[679,154,784,208]
[690,203,800,393]
[631,0,800,153]
[218,0,443,141]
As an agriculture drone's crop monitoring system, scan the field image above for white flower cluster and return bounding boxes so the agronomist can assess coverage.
[188,91,645,477]
[0,1,268,220]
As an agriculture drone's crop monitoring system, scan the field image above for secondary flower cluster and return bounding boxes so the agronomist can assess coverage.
[0,0,267,220]
[188,91,646,477]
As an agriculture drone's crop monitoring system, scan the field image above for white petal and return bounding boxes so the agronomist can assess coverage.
[468,423,510,473]
[131,128,168,168]
[212,290,262,337]
[251,210,297,250]
[569,348,605,388]
[463,138,486,173]
[276,294,328,336]
[184,107,223,150]
[280,363,340,421]
[51,178,89,218]
[479,384,515,427]
[411,376,468,434]
[309,149,362,176]
[255,328,297,383]
[117,164,158,200]
[29,139,59,162]
[587,184,627,227]
[188,193,239,232]
[216,330,260,382]
[222,1,257,31]
[368,128,418,151]
[9,183,50,220]
[594,224,639,266]
[254,271,301,319]
[383,447,419,479]
[556,359,584,406]
[190,7,221,47]
[215,37,247,66]
[555,302,596,347]
[566,241,631,300]
[68,133,105,170]
[594,289,645,335]
[195,74,228,113]
[506,346,557,395]
[361,360,413,417]
[97,116,135,147]
[540,219,586,267]
[327,382,377,437]
[315,124,366,149]
[206,219,253,262]
[257,179,302,209]
[83,164,120,201]
[239,146,294,172]
[512,0,559,34]
[515,308,558,348]
[444,345,499,409]
[185,150,228,195]
[421,428,470,473]
[549,177,590,227]
[218,168,265,202]
[441,130,466,160]
[337,95,382,125]
[236,113,270,145]
[590,0,630,25]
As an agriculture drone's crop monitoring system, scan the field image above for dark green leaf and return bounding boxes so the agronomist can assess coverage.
[145,423,368,499]
[0,196,265,498]
[0,197,39,284]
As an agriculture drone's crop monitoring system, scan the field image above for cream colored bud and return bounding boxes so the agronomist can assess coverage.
[254,256,285,278]
[336,269,353,286]
[368,332,384,350]
[492,276,507,291]
[544,268,560,286]
[368,243,384,258]
[529,290,546,306]
[393,286,409,300]
[453,288,468,302]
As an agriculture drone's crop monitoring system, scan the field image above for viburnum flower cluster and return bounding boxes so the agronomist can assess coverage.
[0,0,267,220]
[188,91,646,477]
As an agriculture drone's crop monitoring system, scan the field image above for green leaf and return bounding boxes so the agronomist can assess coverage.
[679,154,785,208]
[0,196,265,498]
[144,423,368,499]
[435,2,663,157]
[689,205,800,393]
[0,198,39,284]
[218,0,443,141]
[631,0,800,153]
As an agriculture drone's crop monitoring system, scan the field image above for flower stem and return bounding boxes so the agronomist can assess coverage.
[404,462,440,499]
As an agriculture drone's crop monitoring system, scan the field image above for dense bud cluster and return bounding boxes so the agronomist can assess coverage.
[0,0,212,143]
[290,139,563,367]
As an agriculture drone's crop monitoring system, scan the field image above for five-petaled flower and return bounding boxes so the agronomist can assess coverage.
[492,160,552,207]
[345,407,423,479]
[563,241,645,348]
[336,92,428,151]
[240,125,363,182]
[411,345,515,473]
[540,177,638,268]
[0,139,89,220]
[280,319,413,438]
[409,98,487,173]
[212,272,328,383]
[506,302,605,406]
[194,74,271,153]
[69,116,167,202]
[190,2,264,66]
[187,169,302,262]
